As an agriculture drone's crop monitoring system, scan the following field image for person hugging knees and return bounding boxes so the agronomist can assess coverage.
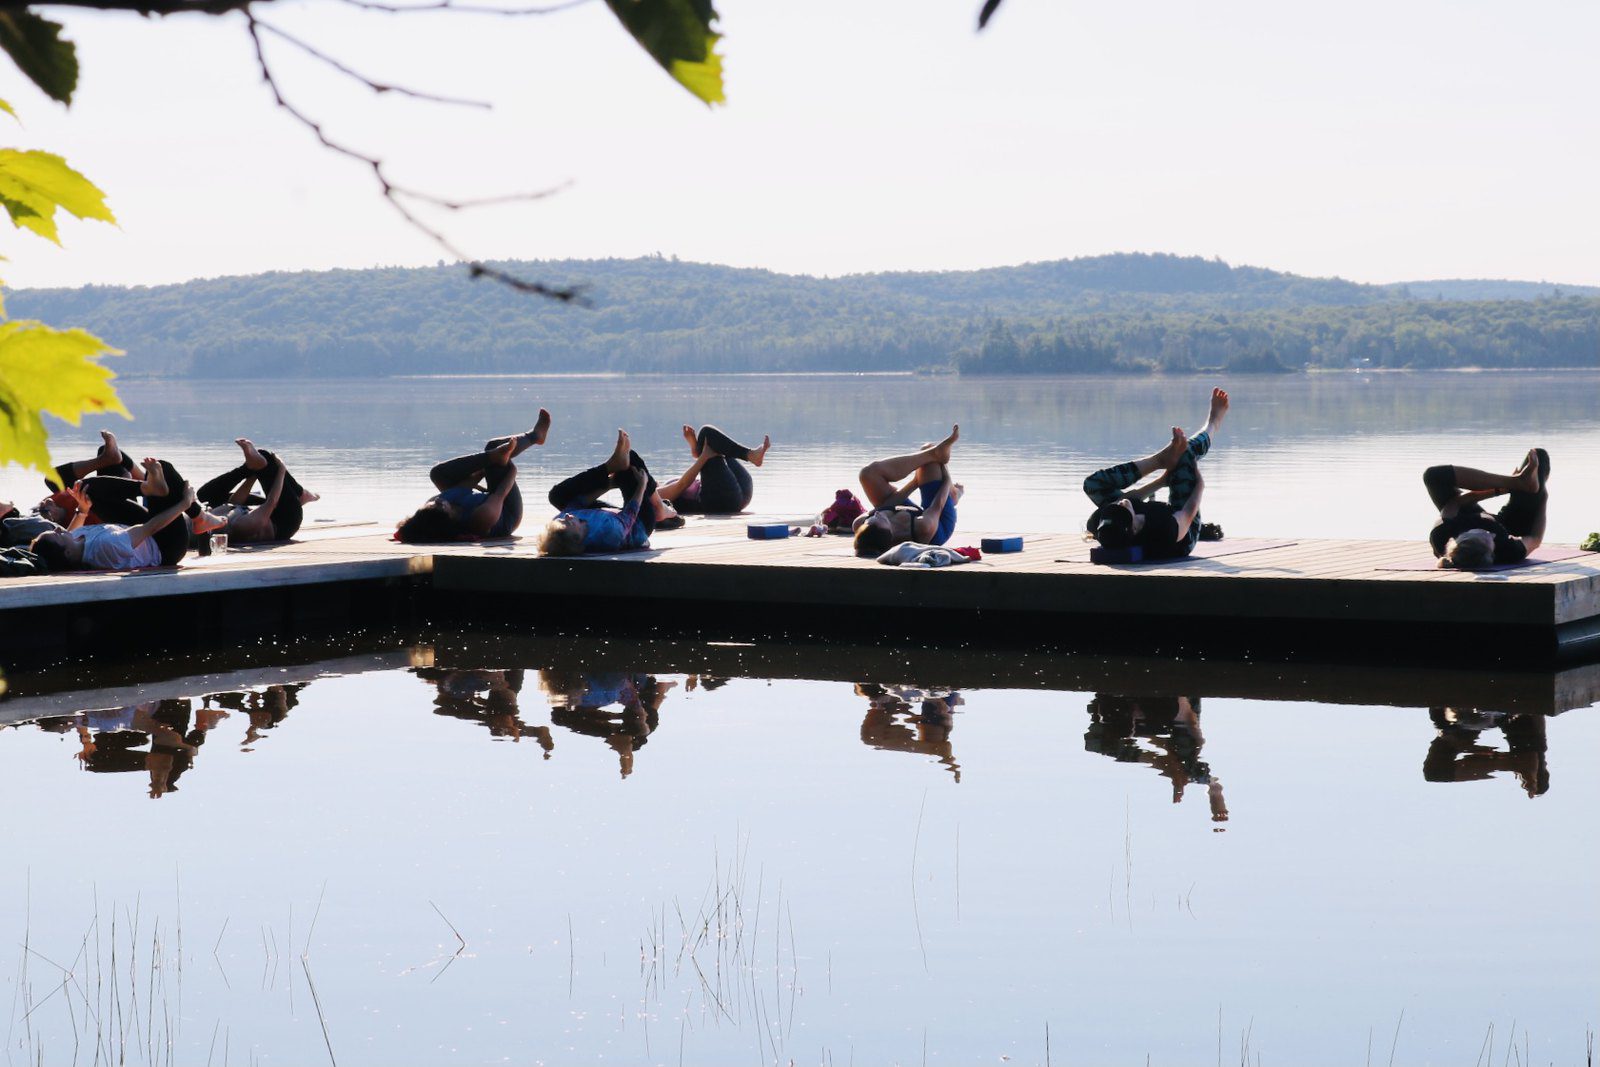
[539,429,661,556]
[851,426,963,557]
[1424,448,1549,570]
[1083,388,1228,560]
[395,409,550,544]
[30,459,197,572]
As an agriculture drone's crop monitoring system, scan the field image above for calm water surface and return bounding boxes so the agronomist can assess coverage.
[2,373,1597,1064]
[1,633,1596,1066]
[3,372,1597,541]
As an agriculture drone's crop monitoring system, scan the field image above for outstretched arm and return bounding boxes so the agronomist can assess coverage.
[128,487,195,550]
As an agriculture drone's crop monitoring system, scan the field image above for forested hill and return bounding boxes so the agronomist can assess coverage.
[9,253,1598,377]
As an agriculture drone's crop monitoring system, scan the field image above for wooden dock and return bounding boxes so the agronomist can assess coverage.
[1,518,1597,667]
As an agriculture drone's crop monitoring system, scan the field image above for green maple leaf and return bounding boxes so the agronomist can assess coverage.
[0,320,126,486]
[605,0,725,106]
[0,149,116,246]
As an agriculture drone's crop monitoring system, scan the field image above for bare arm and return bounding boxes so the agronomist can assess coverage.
[65,482,91,531]
[912,472,952,543]
[657,449,715,503]
[465,463,517,536]
[1438,488,1500,520]
[1172,469,1204,543]
[128,488,195,550]
[1125,471,1170,501]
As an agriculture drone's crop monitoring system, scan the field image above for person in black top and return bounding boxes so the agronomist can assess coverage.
[1083,387,1228,559]
[1423,449,1548,569]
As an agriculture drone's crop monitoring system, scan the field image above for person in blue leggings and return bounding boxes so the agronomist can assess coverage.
[539,430,663,555]
[851,426,963,557]
[1083,387,1229,560]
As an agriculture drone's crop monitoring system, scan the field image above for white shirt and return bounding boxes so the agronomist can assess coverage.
[74,523,162,570]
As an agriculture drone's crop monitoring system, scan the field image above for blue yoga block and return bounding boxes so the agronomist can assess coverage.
[748,523,791,540]
[981,536,1024,553]
[1090,545,1144,564]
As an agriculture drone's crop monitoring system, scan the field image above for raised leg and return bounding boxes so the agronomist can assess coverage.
[858,427,958,506]
[1083,428,1187,506]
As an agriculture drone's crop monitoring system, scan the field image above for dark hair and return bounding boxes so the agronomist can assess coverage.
[1087,502,1135,549]
[396,503,460,543]
[28,534,74,572]
[853,520,895,557]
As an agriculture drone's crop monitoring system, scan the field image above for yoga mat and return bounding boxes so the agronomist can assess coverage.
[1057,538,1298,565]
[1376,545,1594,573]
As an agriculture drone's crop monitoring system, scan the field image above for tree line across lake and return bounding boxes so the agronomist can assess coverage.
[11,253,1597,377]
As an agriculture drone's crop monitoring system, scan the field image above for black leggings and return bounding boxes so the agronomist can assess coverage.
[429,435,526,536]
[1423,463,1544,536]
[674,425,755,515]
[196,449,308,541]
[548,450,659,536]
[83,460,192,567]
[49,444,136,490]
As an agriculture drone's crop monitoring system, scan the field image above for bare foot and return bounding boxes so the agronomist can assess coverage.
[192,511,227,536]
[99,430,122,468]
[488,439,516,466]
[930,425,960,466]
[1159,427,1188,467]
[530,408,552,446]
[748,434,771,467]
[300,490,321,505]
[1511,448,1540,494]
[1207,387,1230,431]
[682,424,699,455]
[141,458,168,498]
[605,430,632,474]
[235,438,267,471]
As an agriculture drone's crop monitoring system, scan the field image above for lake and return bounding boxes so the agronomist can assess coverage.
[2,371,1597,543]
[1,372,1596,1065]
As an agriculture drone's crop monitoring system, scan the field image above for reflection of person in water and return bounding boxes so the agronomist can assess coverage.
[539,669,674,778]
[204,683,306,747]
[1424,707,1549,797]
[856,683,962,781]
[60,698,210,799]
[1085,694,1228,822]
[414,666,554,754]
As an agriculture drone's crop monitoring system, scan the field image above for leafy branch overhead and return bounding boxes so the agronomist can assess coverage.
[0,96,124,484]
[0,319,125,482]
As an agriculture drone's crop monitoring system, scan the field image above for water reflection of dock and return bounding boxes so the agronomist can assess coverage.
[7,633,1595,728]
[0,521,1597,668]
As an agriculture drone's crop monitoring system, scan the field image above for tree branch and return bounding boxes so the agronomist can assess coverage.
[242,9,587,303]
[333,0,594,17]
[253,18,491,108]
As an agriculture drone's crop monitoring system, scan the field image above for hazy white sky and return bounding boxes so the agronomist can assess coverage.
[3,0,1597,289]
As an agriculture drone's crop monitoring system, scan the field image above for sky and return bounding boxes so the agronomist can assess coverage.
[3,0,1598,290]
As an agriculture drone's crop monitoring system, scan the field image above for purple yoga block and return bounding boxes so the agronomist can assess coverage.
[1090,545,1144,564]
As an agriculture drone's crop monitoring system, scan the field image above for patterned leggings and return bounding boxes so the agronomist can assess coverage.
[1083,430,1212,513]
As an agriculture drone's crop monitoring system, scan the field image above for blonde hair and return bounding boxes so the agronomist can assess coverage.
[1441,533,1494,570]
[538,519,587,557]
